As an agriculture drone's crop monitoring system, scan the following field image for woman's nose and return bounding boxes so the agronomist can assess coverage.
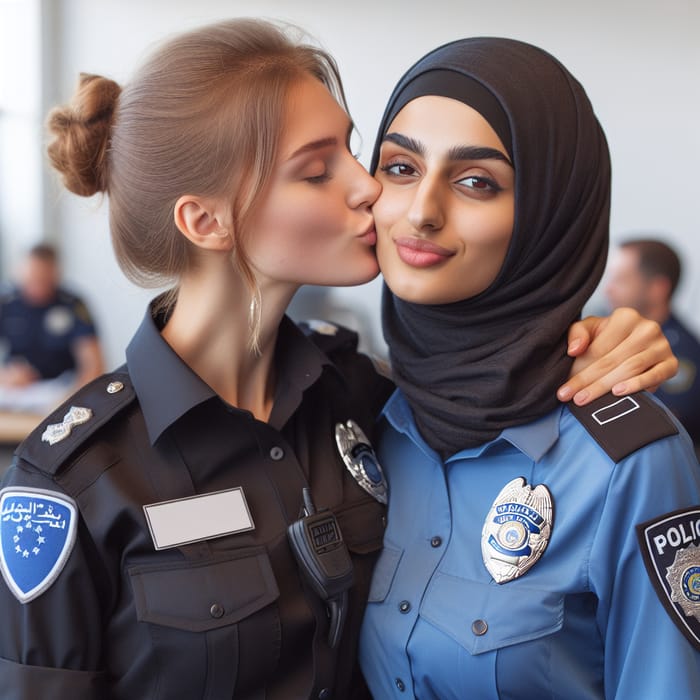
[407,177,444,232]
[347,158,382,210]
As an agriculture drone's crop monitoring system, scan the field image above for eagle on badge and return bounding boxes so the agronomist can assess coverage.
[481,477,553,584]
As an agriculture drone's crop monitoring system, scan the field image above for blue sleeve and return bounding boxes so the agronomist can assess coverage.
[589,429,700,697]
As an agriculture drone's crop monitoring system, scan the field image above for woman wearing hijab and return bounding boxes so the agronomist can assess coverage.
[0,19,681,698]
[359,37,700,698]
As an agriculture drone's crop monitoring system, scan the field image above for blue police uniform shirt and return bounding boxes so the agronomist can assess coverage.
[658,314,700,447]
[0,286,97,379]
[359,389,700,699]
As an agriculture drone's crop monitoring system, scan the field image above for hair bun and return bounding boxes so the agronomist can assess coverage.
[46,73,121,196]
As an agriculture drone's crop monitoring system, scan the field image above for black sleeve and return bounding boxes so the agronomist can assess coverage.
[0,462,108,699]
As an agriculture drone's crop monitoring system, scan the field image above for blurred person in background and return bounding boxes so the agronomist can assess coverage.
[606,238,700,452]
[0,243,104,413]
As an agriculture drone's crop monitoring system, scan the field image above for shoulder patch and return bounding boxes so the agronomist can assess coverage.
[0,487,78,603]
[637,507,700,650]
[16,369,136,475]
[568,391,678,462]
[298,319,359,355]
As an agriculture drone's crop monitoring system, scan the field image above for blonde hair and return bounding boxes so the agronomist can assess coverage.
[46,18,348,344]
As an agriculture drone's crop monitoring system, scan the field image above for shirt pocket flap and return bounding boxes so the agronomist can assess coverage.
[336,497,386,555]
[421,572,564,655]
[128,549,279,632]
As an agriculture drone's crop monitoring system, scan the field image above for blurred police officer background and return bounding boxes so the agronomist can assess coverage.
[0,243,104,414]
[605,237,700,454]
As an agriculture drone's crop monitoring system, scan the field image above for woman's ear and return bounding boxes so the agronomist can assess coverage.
[173,195,234,251]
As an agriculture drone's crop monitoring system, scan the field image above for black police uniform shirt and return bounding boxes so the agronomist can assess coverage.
[0,285,98,379]
[0,304,393,700]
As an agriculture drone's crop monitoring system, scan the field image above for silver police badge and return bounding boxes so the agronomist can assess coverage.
[481,477,553,584]
[335,420,387,504]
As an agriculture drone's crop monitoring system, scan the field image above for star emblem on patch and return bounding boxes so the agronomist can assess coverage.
[0,487,77,603]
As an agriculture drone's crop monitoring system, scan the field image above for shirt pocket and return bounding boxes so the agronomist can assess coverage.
[420,572,564,655]
[128,547,281,697]
[128,547,279,632]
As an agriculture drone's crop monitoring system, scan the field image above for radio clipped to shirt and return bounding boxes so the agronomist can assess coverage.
[287,488,353,648]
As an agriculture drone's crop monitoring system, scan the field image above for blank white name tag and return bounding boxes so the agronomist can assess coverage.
[143,487,255,550]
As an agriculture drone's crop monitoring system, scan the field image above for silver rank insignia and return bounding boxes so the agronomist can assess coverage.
[481,477,553,584]
[41,406,93,446]
[637,507,700,650]
[335,420,387,504]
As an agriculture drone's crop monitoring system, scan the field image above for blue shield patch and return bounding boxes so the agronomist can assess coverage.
[637,507,700,650]
[0,487,77,603]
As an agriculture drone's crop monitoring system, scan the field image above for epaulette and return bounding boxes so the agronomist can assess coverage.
[297,319,360,355]
[15,367,136,476]
[569,391,678,462]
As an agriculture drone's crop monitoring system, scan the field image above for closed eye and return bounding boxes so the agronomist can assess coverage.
[305,172,332,184]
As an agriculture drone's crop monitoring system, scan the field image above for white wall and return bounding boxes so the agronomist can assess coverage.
[0,0,45,272]
[5,0,699,368]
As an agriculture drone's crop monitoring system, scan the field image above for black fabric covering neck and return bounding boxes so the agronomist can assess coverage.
[374,37,611,458]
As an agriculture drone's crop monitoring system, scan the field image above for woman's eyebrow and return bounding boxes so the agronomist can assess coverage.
[288,121,355,161]
[289,137,338,160]
[383,132,512,167]
[448,145,512,167]
[383,132,424,157]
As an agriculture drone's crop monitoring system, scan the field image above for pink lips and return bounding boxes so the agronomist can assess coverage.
[395,237,454,268]
[358,225,377,245]
[357,222,377,246]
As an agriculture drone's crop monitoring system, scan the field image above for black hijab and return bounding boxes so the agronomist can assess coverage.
[373,37,611,458]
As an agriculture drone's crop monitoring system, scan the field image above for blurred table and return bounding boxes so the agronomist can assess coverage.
[0,410,42,445]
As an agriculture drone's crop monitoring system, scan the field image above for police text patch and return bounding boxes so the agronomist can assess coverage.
[637,507,700,650]
[0,487,77,603]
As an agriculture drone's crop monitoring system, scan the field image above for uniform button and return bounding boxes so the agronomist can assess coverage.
[269,446,284,460]
[210,603,224,619]
[398,600,411,613]
[471,619,488,636]
[318,689,331,699]
[395,678,406,692]
[430,536,442,547]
